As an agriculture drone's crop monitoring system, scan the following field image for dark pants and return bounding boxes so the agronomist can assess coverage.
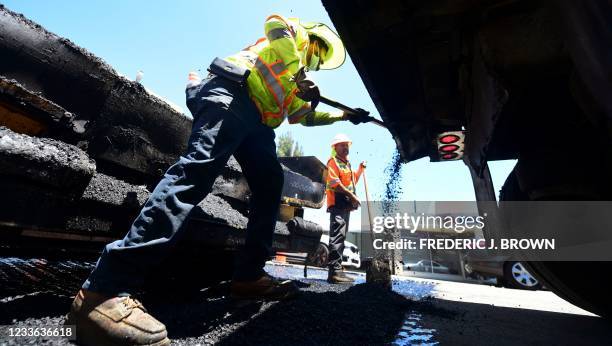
[83,76,283,295]
[328,206,351,271]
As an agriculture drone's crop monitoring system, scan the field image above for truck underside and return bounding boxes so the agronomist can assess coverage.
[323,0,612,316]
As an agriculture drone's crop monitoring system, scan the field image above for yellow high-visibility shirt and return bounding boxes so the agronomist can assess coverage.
[225,15,344,128]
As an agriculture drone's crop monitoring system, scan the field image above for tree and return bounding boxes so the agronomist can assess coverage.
[276,132,304,157]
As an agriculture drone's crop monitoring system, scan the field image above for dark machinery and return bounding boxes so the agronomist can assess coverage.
[323,0,612,316]
[0,6,325,284]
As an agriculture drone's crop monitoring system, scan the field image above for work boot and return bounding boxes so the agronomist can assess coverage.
[230,274,299,301]
[327,269,355,284]
[65,289,170,346]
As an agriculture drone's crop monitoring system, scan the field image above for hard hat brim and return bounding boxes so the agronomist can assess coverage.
[301,22,346,70]
[331,140,352,147]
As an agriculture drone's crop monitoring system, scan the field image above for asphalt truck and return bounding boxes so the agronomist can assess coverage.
[323,0,612,316]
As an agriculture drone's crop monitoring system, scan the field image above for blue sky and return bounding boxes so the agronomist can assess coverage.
[3,0,516,229]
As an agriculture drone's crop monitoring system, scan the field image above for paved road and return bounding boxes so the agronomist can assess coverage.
[292,264,611,345]
[0,258,610,345]
[388,274,609,345]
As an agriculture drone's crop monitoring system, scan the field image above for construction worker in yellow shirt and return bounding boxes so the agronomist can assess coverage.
[67,14,371,346]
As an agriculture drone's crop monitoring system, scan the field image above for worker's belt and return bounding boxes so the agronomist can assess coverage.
[208,57,250,86]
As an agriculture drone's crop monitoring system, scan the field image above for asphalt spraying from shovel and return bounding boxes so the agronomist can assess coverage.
[382,149,404,214]
[377,152,443,346]
[373,149,405,274]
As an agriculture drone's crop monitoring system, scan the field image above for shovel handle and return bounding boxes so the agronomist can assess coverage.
[362,168,376,241]
[320,96,358,114]
[319,96,387,129]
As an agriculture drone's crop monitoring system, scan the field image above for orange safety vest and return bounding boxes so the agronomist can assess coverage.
[326,156,360,209]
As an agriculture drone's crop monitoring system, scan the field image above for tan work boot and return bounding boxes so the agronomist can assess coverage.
[327,269,355,284]
[65,289,170,346]
[230,274,299,301]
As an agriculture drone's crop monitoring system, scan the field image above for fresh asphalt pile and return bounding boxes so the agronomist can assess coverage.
[0,258,430,345]
[154,280,411,345]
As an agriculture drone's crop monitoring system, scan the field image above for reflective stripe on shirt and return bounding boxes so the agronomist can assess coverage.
[254,57,286,115]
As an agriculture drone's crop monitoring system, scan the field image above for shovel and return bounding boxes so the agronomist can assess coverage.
[319,96,387,129]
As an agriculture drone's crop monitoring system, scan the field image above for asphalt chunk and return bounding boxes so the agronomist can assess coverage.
[0,127,96,192]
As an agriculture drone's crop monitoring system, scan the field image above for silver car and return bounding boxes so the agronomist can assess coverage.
[405,260,450,274]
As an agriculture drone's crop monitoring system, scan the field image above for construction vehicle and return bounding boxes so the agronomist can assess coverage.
[0,6,326,285]
[323,0,612,316]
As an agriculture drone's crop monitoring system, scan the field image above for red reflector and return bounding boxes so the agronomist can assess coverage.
[440,144,459,152]
[442,153,459,160]
[439,135,459,144]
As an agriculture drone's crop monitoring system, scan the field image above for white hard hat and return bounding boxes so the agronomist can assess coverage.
[331,133,352,147]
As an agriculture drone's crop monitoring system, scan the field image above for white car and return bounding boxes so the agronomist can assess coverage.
[308,234,361,269]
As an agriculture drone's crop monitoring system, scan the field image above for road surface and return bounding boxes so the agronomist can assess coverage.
[0,258,609,345]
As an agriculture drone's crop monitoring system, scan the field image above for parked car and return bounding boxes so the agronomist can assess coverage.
[307,234,361,269]
[405,260,450,274]
[464,254,542,290]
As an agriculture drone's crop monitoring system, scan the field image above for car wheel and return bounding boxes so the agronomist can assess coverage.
[500,169,612,316]
[308,243,329,267]
[503,261,542,290]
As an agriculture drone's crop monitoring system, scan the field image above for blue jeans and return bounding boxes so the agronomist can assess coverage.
[83,76,283,295]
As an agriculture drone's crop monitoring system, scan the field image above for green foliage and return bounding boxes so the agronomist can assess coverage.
[277,132,304,157]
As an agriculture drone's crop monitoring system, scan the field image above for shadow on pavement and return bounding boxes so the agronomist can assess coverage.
[0,293,72,324]
[140,280,413,345]
[417,298,612,346]
[214,283,412,345]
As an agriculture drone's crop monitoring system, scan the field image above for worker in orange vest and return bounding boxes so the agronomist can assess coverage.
[325,134,365,283]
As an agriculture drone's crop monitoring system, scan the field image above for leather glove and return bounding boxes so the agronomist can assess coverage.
[346,108,371,125]
[293,67,320,110]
